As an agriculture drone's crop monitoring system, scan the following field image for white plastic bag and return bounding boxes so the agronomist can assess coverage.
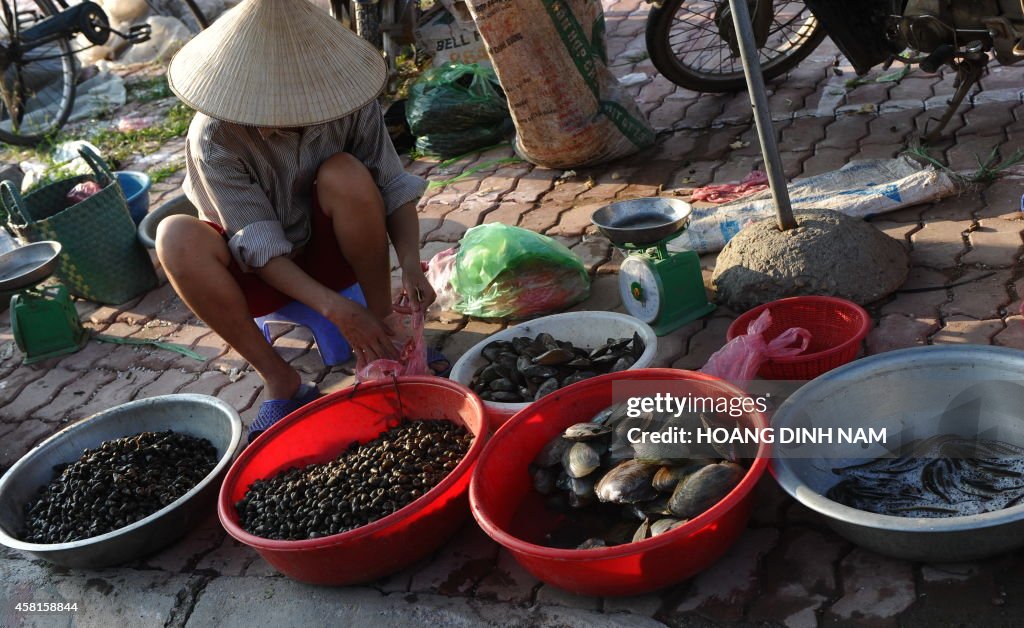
[701,310,811,386]
[671,157,958,255]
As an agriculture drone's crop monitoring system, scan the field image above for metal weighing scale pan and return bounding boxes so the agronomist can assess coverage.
[0,241,61,292]
[591,198,693,247]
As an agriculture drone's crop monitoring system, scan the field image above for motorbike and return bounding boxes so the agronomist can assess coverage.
[648,0,1024,141]
[804,0,1024,140]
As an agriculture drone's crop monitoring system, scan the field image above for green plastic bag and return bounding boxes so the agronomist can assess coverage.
[449,224,590,319]
[406,63,512,157]
[414,118,515,159]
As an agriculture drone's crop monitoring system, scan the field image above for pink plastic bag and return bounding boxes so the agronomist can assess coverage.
[356,294,430,382]
[701,309,811,386]
[425,246,458,312]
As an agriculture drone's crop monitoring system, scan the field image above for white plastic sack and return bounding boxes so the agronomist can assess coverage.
[115,15,192,65]
[21,141,104,192]
[66,71,126,123]
[670,157,958,255]
[417,2,490,67]
[98,0,149,23]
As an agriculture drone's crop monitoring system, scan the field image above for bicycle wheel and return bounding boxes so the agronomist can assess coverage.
[646,0,826,93]
[0,0,76,146]
[145,0,208,33]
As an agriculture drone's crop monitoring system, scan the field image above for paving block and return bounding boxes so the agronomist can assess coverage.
[67,369,162,422]
[668,528,780,623]
[823,548,916,627]
[941,270,1013,319]
[0,558,191,628]
[866,315,939,354]
[28,368,117,424]
[961,218,1023,267]
[671,317,733,370]
[909,219,971,269]
[749,527,847,628]
[0,367,79,421]
[932,316,1005,345]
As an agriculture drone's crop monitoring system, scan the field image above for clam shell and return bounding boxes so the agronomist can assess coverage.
[532,467,556,495]
[669,462,745,519]
[652,461,714,493]
[650,517,685,537]
[632,519,651,543]
[563,422,613,441]
[534,437,570,467]
[563,442,601,479]
[595,460,658,504]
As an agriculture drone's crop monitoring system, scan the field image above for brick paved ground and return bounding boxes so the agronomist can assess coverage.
[3,1,1024,625]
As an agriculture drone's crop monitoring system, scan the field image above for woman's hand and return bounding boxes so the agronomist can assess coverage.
[323,296,397,363]
[401,260,436,312]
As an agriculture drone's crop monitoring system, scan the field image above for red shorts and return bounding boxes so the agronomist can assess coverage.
[206,191,357,318]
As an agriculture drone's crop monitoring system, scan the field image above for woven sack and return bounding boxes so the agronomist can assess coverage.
[466,0,655,168]
[0,146,157,304]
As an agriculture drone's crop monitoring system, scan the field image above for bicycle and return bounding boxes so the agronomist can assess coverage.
[0,0,208,146]
[328,0,417,71]
[646,0,826,92]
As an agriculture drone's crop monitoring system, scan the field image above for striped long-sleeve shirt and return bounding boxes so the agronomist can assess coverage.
[183,102,426,271]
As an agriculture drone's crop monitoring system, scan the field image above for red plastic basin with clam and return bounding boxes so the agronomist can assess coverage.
[469,368,769,597]
[217,376,488,585]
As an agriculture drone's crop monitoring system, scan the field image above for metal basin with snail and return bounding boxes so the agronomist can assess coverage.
[770,345,1024,562]
[0,394,241,568]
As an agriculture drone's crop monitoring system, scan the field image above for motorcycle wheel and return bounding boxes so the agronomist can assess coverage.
[646,0,827,93]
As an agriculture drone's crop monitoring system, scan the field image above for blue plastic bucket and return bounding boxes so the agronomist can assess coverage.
[115,171,151,225]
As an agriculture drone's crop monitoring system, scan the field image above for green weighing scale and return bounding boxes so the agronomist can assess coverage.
[0,241,88,364]
[591,199,715,336]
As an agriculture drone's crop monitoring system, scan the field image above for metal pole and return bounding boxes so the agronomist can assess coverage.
[728,0,797,231]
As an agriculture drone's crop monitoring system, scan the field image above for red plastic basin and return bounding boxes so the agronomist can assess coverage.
[218,377,488,585]
[727,296,871,380]
[470,368,769,597]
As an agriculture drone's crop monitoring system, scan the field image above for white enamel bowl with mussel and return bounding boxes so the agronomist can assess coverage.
[450,312,658,428]
[0,394,242,568]
[470,369,769,597]
[772,345,1024,562]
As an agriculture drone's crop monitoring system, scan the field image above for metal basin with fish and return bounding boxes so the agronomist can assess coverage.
[771,345,1024,562]
[590,198,692,247]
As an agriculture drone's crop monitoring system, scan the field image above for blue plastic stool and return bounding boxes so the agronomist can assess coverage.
[254,283,365,366]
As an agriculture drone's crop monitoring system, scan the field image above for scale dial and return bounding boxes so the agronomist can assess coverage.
[619,256,662,324]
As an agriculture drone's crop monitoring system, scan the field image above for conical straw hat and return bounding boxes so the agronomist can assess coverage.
[168,0,387,127]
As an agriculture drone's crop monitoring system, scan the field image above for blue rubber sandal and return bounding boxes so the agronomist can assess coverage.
[428,348,451,378]
[248,383,322,444]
